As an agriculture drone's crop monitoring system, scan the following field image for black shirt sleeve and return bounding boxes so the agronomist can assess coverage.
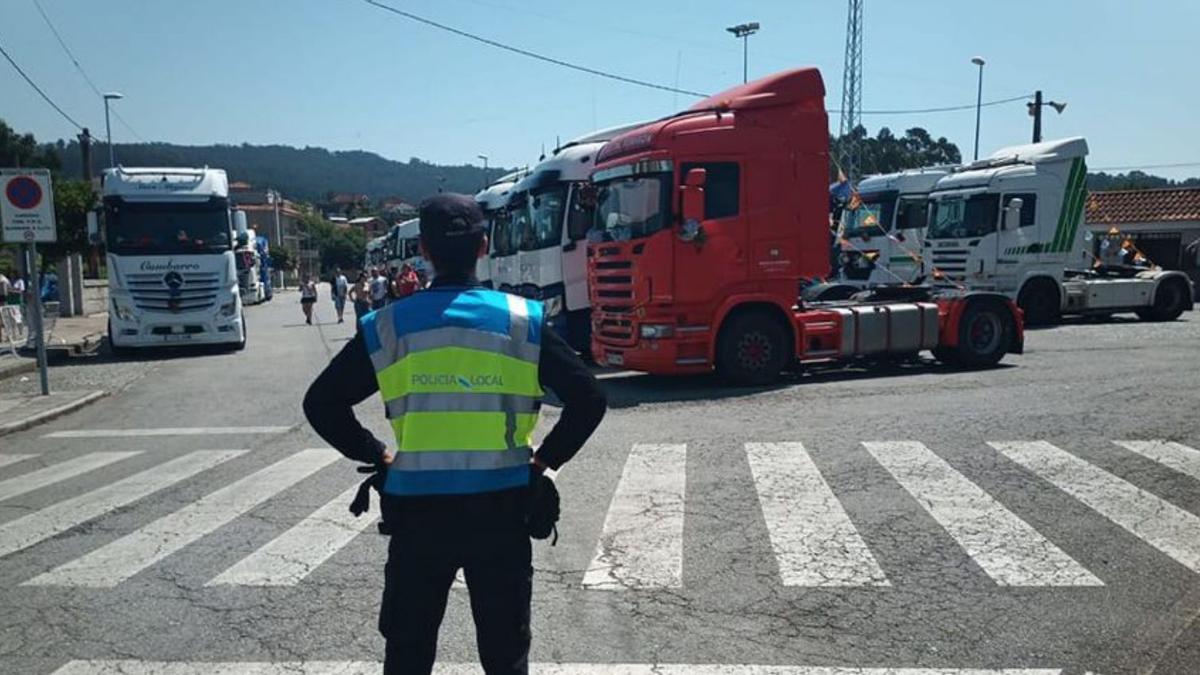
[534,324,607,470]
[302,332,387,464]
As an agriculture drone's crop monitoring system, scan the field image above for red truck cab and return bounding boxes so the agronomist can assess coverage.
[588,68,1023,384]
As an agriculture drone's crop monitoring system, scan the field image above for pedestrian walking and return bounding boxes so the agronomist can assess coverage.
[332,268,349,324]
[395,263,420,299]
[300,276,318,325]
[369,268,389,311]
[350,271,371,323]
[303,194,606,675]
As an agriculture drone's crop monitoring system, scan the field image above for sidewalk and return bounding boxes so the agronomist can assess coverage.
[0,389,107,437]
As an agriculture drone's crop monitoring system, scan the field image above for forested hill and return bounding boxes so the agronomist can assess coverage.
[49,140,511,202]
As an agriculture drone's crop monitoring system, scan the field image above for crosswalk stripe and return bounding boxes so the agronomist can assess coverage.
[0,450,245,559]
[582,443,686,590]
[991,441,1200,574]
[746,442,888,586]
[863,441,1102,587]
[1114,440,1200,482]
[0,454,35,470]
[43,426,291,438]
[208,484,379,586]
[49,661,1064,674]
[26,449,338,587]
[0,451,140,503]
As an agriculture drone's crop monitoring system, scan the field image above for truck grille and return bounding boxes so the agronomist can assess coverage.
[589,246,637,346]
[930,248,969,280]
[126,272,222,313]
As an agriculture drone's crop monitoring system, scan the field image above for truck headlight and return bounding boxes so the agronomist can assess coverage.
[543,294,564,317]
[640,323,674,339]
[219,301,238,318]
[112,299,134,321]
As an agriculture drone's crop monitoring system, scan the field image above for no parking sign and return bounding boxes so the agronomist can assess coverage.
[0,168,57,243]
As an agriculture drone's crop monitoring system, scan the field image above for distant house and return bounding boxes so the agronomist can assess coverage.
[320,192,372,218]
[348,216,388,238]
[229,182,314,280]
[1086,187,1200,286]
[380,197,418,220]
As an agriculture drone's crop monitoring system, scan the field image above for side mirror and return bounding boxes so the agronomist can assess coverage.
[234,209,248,234]
[86,211,100,245]
[680,168,707,226]
[1003,198,1023,231]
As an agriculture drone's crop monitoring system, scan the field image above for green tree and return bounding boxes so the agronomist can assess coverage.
[41,180,98,263]
[831,126,962,180]
[270,245,296,272]
[0,119,62,170]
[297,206,367,275]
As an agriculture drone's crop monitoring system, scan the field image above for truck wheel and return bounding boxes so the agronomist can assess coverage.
[949,302,1014,368]
[931,345,960,366]
[1017,278,1061,326]
[717,311,789,386]
[1137,278,1190,322]
[107,321,133,359]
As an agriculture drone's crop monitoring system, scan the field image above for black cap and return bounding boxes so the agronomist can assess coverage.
[418,193,485,241]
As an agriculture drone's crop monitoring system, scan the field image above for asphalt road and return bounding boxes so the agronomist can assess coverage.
[0,288,1197,674]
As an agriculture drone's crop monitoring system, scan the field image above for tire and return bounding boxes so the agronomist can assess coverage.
[1136,278,1189,322]
[107,321,133,359]
[947,301,1014,368]
[716,310,790,386]
[931,345,960,366]
[231,312,247,351]
[1017,278,1061,326]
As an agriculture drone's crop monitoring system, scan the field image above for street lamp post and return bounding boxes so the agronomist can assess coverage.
[970,57,985,161]
[103,92,124,168]
[1027,91,1067,143]
[726,22,760,83]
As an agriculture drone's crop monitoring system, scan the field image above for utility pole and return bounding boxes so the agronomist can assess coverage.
[971,57,985,161]
[78,128,93,181]
[726,22,760,84]
[839,0,864,179]
[1027,90,1067,143]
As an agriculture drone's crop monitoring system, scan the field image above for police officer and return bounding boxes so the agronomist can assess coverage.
[303,193,607,675]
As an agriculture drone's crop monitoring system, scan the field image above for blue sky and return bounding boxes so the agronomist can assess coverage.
[3,0,1199,179]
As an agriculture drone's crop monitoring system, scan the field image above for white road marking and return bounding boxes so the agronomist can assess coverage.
[746,442,888,587]
[208,484,379,586]
[1115,440,1200,482]
[991,441,1200,574]
[0,454,34,470]
[864,441,1101,587]
[44,426,291,438]
[582,443,686,590]
[0,451,140,503]
[0,450,245,559]
[49,661,1063,674]
[26,449,338,587]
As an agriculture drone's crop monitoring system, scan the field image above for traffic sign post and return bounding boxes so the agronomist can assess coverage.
[2,169,56,396]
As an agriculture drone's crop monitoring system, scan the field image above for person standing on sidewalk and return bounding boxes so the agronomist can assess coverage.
[369,268,389,311]
[300,276,318,325]
[303,194,607,675]
[332,268,349,324]
[350,271,371,324]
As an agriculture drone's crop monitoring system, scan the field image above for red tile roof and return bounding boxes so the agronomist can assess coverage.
[1086,187,1200,225]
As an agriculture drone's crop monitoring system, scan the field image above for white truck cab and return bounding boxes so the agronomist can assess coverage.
[389,218,426,280]
[837,167,951,287]
[924,138,1193,323]
[102,167,246,352]
[475,171,525,289]
[234,223,266,305]
[508,122,643,351]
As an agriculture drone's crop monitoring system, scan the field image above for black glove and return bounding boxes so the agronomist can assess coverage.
[526,471,560,544]
[349,462,392,535]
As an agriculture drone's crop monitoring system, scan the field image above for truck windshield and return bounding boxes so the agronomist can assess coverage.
[105,199,233,255]
[927,193,1000,240]
[491,210,518,257]
[520,186,567,251]
[841,194,896,239]
[593,173,672,241]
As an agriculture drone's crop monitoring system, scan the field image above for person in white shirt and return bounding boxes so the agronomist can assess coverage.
[332,268,349,324]
[369,268,388,311]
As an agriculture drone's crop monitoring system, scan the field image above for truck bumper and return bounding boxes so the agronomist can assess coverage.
[109,311,245,347]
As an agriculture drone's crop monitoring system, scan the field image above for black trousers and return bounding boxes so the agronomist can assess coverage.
[379,516,532,675]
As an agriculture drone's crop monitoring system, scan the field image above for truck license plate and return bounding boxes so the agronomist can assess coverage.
[163,334,193,342]
[606,352,624,366]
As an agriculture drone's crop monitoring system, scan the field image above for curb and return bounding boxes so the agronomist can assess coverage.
[0,359,37,382]
[0,390,109,438]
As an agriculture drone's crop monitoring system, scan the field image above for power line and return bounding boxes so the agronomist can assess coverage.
[1091,162,1200,172]
[31,0,144,142]
[0,35,85,131]
[843,94,1031,116]
[360,0,709,97]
